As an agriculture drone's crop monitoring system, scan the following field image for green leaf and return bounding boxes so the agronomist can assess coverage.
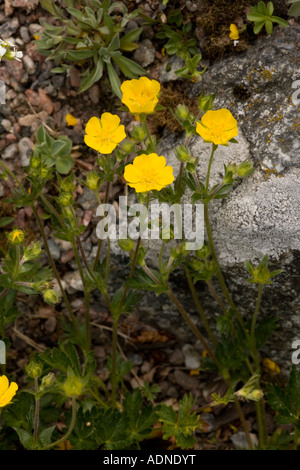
[0,217,15,228]
[289,2,300,17]
[106,62,122,98]
[55,155,74,174]
[271,16,289,26]
[247,12,266,21]
[112,54,145,78]
[13,428,36,450]
[266,1,274,16]
[78,60,104,93]
[38,426,56,447]
[253,21,265,34]
[94,409,131,450]
[265,19,273,34]
[67,49,95,60]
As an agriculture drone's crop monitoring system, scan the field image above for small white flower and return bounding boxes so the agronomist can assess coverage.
[0,45,6,59]
[233,40,239,47]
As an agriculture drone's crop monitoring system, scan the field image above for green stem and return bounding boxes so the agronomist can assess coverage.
[167,285,219,366]
[143,119,156,153]
[34,378,40,442]
[159,241,165,273]
[105,237,110,287]
[234,397,253,450]
[251,284,263,371]
[72,236,91,351]
[41,397,77,450]
[205,144,217,192]
[111,318,118,408]
[31,205,78,333]
[39,193,65,228]
[93,181,110,270]
[0,160,26,194]
[185,268,217,346]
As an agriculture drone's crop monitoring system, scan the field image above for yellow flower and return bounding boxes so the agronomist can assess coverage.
[121,77,160,115]
[0,375,18,407]
[7,228,25,245]
[84,113,126,154]
[124,153,174,193]
[196,108,238,146]
[262,358,280,375]
[65,113,78,127]
[229,24,239,40]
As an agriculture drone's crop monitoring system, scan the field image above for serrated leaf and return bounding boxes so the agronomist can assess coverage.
[38,426,56,447]
[13,428,36,450]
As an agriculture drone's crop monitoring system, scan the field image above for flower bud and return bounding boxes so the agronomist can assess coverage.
[122,139,135,154]
[40,167,51,180]
[40,372,55,391]
[43,289,61,306]
[176,104,190,121]
[196,244,210,259]
[30,154,41,169]
[249,390,264,401]
[63,373,83,397]
[60,176,75,193]
[118,238,135,252]
[86,171,100,191]
[197,92,215,113]
[58,192,73,207]
[130,125,146,142]
[175,145,190,162]
[237,160,254,178]
[7,228,25,245]
[25,360,43,378]
[24,241,42,261]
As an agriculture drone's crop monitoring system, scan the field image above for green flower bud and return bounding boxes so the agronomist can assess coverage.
[118,238,135,252]
[175,145,191,162]
[40,372,55,391]
[197,92,215,113]
[62,206,74,219]
[135,245,146,267]
[249,389,264,401]
[24,241,42,261]
[58,192,73,207]
[86,171,100,191]
[63,373,83,397]
[186,158,197,173]
[223,171,234,185]
[130,125,146,142]
[40,167,51,180]
[176,104,190,121]
[161,227,174,241]
[237,160,254,178]
[7,228,25,245]
[60,175,75,193]
[30,154,41,169]
[25,360,43,378]
[196,244,210,259]
[122,139,135,154]
[43,289,61,306]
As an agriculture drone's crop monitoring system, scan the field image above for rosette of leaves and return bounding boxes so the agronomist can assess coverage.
[247,1,288,34]
[33,126,74,175]
[37,0,145,97]
[155,9,198,62]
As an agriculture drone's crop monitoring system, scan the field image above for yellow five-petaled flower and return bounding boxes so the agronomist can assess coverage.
[124,153,174,193]
[7,228,25,245]
[229,24,239,40]
[0,375,18,407]
[196,108,238,146]
[121,77,161,115]
[84,113,126,154]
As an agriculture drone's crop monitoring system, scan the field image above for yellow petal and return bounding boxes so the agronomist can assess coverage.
[85,116,101,136]
[65,113,78,126]
[100,112,121,133]
[0,375,9,395]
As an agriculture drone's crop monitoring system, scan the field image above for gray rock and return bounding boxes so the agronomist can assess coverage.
[18,137,33,166]
[133,39,156,68]
[23,55,36,75]
[2,143,18,160]
[231,431,258,450]
[1,119,12,132]
[160,55,186,83]
[63,270,84,294]
[48,239,61,261]
[28,23,42,36]
[77,188,98,210]
[0,18,19,38]
[182,344,202,369]
[19,26,30,43]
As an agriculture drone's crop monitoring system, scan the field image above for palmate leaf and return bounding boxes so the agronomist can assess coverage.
[266,366,300,426]
[123,389,158,443]
[94,409,132,450]
[158,395,199,449]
